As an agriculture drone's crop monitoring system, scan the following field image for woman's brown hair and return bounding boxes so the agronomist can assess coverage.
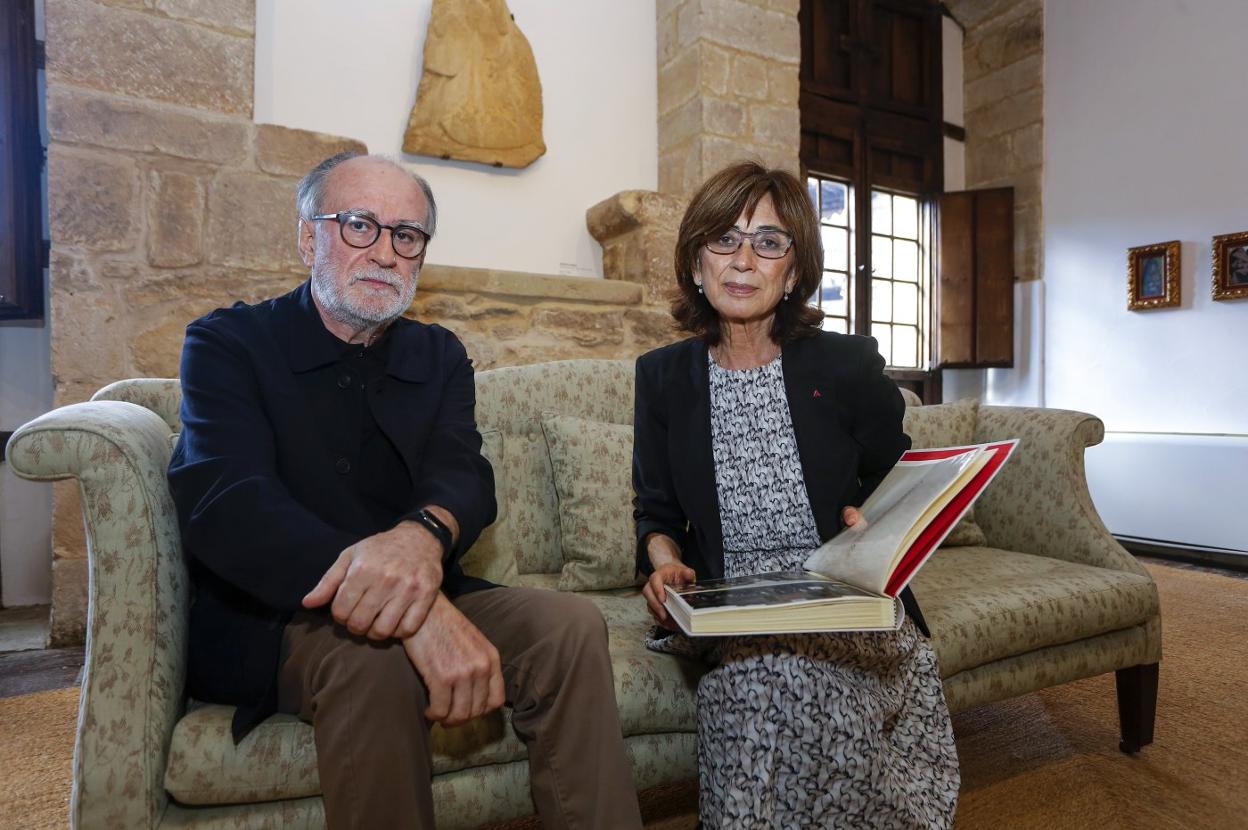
[671,160,824,345]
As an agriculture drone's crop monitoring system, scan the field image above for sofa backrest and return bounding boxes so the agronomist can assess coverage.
[473,359,634,577]
[87,366,932,582]
[93,378,182,431]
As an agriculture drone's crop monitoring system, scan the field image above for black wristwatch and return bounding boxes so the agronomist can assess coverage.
[413,508,453,558]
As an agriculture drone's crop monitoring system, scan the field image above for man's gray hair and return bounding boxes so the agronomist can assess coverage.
[296,151,438,236]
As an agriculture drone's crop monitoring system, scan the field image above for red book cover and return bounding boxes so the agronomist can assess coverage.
[884,440,1018,596]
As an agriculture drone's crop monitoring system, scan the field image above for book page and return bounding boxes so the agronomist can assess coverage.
[663,572,901,635]
[802,450,982,593]
[669,571,880,610]
[882,439,1019,596]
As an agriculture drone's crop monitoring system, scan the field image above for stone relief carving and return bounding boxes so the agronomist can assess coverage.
[402,0,546,168]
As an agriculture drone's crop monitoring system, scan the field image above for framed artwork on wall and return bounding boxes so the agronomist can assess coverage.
[1127,240,1181,311]
[1211,230,1248,301]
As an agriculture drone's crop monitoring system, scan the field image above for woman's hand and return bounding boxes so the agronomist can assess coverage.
[642,562,697,631]
[842,505,867,529]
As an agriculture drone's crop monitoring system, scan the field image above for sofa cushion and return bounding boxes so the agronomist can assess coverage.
[902,399,986,547]
[587,593,706,740]
[458,429,520,585]
[474,360,635,578]
[164,592,701,806]
[912,546,1160,678]
[541,413,641,592]
[164,699,528,806]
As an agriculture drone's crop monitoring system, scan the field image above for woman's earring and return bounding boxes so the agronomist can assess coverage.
[697,283,704,294]
[783,290,790,301]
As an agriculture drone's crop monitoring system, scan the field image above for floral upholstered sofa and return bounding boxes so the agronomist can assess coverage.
[5,358,1161,829]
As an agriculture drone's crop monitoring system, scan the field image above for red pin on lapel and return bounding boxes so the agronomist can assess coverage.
[813,389,822,398]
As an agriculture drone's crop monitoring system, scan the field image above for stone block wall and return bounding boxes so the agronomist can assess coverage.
[949,0,1044,281]
[414,266,676,372]
[40,0,686,645]
[42,0,354,645]
[587,190,686,305]
[657,0,802,198]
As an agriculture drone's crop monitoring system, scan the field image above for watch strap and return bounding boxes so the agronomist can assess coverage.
[413,508,453,557]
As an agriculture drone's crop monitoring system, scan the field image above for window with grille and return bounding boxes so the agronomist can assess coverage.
[868,189,926,369]
[799,0,945,400]
[805,175,929,370]
[806,176,852,335]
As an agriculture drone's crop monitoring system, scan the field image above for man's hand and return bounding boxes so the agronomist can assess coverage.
[302,521,442,640]
[642,562,697,631]
[403,594,505,727]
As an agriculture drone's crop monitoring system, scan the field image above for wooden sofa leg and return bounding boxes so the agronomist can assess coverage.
[1115,662,1159,754]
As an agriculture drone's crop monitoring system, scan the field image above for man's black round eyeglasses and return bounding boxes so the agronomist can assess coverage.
[311,212,429,259]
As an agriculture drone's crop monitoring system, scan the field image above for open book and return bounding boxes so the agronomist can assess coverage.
[663,439,1019,636]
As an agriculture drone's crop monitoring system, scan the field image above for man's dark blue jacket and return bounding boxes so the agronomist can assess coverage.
[168,281,496,738]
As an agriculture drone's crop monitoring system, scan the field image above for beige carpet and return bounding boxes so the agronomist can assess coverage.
[952,560,1248,830]
[2,561,1245,829]
[0,687,78,830]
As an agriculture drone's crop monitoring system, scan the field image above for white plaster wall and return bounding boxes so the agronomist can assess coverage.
[1046,0,1248,550]
[254,0,658,278]
[0,322,53,607]
[1087,433,1246,552]
[1,0,52,606]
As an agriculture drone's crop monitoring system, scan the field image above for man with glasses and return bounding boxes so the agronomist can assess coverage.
[169,152,642,829]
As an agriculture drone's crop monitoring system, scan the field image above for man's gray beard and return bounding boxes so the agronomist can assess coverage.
[310,259,419,330]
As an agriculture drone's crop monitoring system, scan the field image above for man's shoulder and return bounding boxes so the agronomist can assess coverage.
[188,284,299,337]
[392,316,467,355]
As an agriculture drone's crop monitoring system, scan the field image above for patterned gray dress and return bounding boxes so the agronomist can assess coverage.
[693,353,960,829]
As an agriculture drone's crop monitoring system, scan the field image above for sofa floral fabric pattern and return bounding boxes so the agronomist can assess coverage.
[158,732,699,830]
[6,400,188,829]
[902,398,987,547]
[473,360,635,578]
[4,363,1161,829]
[92,378,182,431]
[913,546,1159,677]
[455,429,519,585]
[163,592,701,806]
[540,413,642,591]
[973,406,1154,580]
[942,619,1159,714]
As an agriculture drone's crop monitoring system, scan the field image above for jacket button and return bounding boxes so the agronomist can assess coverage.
[337,374,352,389]
[335,457,351,474]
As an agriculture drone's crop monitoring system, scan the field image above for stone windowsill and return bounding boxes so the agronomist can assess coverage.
[420,264,643,305]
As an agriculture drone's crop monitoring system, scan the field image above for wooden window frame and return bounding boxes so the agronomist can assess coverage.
[800,0,945,401]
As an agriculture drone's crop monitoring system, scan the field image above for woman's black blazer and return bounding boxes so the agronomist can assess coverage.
[632,331,928,634]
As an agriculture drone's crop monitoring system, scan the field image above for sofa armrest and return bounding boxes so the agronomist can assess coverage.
[973,406,1147,577]
[5,401,187,829]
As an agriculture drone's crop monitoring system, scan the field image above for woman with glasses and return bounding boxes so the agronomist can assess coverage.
[632,161,959,829]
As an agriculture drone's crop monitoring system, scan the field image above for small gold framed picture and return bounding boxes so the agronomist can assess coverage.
[1127,241,1181,311]
[1211,230,1248,301]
